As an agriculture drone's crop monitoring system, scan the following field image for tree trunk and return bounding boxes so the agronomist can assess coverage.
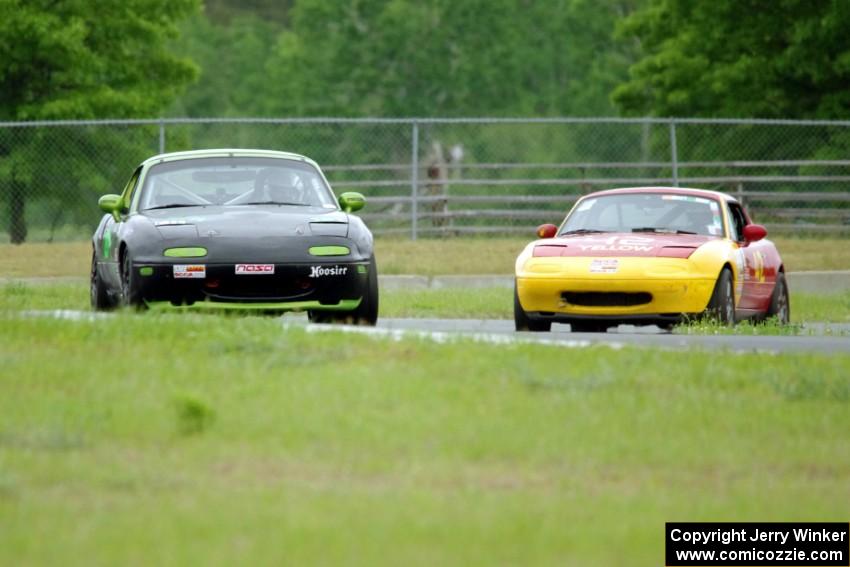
[9,181,27,244]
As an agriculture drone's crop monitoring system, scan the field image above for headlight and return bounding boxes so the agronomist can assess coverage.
[163,247,207,258]
[309,245,350,256]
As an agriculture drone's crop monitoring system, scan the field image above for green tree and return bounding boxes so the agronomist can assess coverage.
[612,0,850,118]
[0,0,200,243]
[202,0,293,26]
[266,0,641,117]
[168,14,282,117]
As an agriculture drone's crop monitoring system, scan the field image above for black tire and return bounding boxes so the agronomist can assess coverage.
[119,249,144,309]
[766,272,790,324]
[514,282,551,332]
[308,255,379,326]
[350,255,379,326]
[307,310,332,324]
[90,252,116,311]
[570,321,610,333]
[706,268,735,325]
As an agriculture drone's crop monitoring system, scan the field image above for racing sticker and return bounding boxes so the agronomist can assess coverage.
[576,235,655,252]
[235,264,275,275]
[663,195,712,204]
[708,218,722,235]
[173,264,206,279]
[309,265,348,278]
[589,259,619,273]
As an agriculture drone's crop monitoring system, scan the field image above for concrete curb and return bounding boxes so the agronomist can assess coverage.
[1,276,87,285]
[382,272,850,294]
[378,275,513,290]
[4,272,850,294]
[786,271,850,294]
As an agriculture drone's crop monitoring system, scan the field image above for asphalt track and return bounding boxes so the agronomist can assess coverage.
[13,309,850,354]
[310,317,850,355]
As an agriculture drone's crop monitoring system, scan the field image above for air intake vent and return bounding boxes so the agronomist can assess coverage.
[562,292,652,307]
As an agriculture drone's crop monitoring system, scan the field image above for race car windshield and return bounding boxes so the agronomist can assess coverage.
[138,157,338,211]
[560,193,725,237]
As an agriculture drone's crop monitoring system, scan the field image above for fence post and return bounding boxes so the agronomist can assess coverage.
[411,120,419,240]
[158,119,166,154]
[669,120,679,187]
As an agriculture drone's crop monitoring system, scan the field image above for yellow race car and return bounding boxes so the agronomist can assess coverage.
[514,187,789,332]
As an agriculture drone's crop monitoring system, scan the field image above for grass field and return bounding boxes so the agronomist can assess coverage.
[2,238,848,564]
[1,312,849,565]
[1,236,849,278]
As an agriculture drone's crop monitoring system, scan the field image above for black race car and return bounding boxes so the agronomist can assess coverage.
[91,149,378,325]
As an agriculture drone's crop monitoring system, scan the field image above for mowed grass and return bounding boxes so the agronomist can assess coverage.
[3,282,848,326]
[1,312,849,566]
[1,236,848,278]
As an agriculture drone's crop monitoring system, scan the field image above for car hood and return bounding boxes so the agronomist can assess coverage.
[143,205,348,238]
[533,232,714,257]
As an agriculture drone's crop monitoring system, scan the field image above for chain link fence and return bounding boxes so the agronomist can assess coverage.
[1,117,849,243]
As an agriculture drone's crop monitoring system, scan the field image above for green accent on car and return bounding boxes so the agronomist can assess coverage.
[338,192,366,213]
[98,194,125,220]
[146,298,362,312]
[357,264,367,274]
[139,267,154,276]
[102,230,112,259]
[163,247,208,258]
[309,245,350,256]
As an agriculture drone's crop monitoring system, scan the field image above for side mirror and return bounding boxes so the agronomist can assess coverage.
[536,224,558,239]
[339,192,365,213]
[743,224,767,243]
[98,194,125,220]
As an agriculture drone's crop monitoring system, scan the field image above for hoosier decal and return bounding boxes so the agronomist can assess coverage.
[309,265,348,278]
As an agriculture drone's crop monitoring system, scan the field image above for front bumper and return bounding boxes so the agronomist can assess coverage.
[516,257,719,321]
[516,257,717,323]
[517,276,715,316]
[133,260,369,312]
[146,298,361,313]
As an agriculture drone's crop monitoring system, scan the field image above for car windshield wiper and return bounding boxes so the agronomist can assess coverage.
[236,201,312,207]
[144,203,207,211]
[559,229,611,236]
[632,227,697,235]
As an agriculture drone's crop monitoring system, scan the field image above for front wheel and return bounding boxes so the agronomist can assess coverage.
[766,272,790,324]
[308,256,379,326]
[349,255,379,326]
[514,282,550,332]
[120,249,144,309]
[706,268,735,325]
[90,252,116,311]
